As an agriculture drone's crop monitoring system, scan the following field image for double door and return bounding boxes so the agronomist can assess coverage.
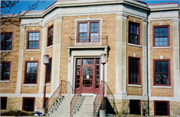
[75,58,100,94]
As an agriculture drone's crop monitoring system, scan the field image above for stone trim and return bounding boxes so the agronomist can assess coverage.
[128,43,142,48]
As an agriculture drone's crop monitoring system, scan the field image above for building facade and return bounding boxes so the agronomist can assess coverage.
[1,0,180,116]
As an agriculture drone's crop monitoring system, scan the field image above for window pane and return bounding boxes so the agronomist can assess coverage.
[155,61,169,85]
[154,27,168,46]
[129,58,139,84]
[28,32,39,49]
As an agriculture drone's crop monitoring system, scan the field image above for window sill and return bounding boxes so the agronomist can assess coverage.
[152,46,170,49]
[26,49,40,52]
[0,80,10,82]
[0,50,12,52]
[128,84,141,87]
[46,83,51,85]
[46,45,53,49]
[153,86,171,88]
[128,43,141,48]
[23,84,38,86]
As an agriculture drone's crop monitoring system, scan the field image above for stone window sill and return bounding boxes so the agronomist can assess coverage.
[153,86,171,88]
[0,50,12,52]
[46,83,51,86]
[46,45,53,49]
[128,43,141,48]
[26,49,40,52]
[152,46,170,49]
[23,84,38,87]
[0,80,10,82]
[128,84,141,87]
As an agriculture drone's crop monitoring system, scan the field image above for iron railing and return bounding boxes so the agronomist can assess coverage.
[70,82,82,116]
[93,81,104,115]
[69,35,108,46]
[46,80,74,113]
[93,81,118,116]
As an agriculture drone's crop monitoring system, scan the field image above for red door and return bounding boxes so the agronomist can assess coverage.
[75,58,100,94]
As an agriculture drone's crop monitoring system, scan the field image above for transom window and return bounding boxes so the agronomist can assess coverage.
[1,33,12,50]
[0,62,10,80]
[129,22,140,45]
[154,60,170,85]
[27,32,39,49]
[46,59,52,83]
[23,98,35,111]
[47,26,53,46]
[25,62,38,84]
[77,21,99,42]
[154,26,169,46]
[129,58,140,84]
[154,101,169,115]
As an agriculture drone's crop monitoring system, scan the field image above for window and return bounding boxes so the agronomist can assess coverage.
[154,26,169,46]
[0,62,11,80]
[25,62,38,84]
[129,22,140,45]
[130,100,141,115]
[27,32,39,49]
[1,33,12,50]
[1,97,7,110]
[23,98,35,111]
[46,59,52,83]
[77,21,99,42]
[129,58,140,84]
[154,60,170,86]
[154,101,170,115]
[47,26,53,46]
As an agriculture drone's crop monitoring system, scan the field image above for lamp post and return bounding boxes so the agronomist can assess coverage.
[43,55,49,113]
[100,53,107,110]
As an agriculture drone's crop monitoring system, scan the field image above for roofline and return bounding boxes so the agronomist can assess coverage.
[148,2,178,6]
[45,1,57,10]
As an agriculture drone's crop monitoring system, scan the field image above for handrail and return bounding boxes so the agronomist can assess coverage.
[93,81,103,115]
[93,81,118,116]
[70,82,82,116]
[46,80,74,113]
[104,82,118,114]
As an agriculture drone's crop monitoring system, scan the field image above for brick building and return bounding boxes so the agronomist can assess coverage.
[0,0,180,116]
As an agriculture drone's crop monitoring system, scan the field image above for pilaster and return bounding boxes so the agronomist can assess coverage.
[172,19,180,98]
[38,25,47,94]
[51,16,63,93]
[115,13,127,98]
[142,19,148,97]
[15,25,25,94]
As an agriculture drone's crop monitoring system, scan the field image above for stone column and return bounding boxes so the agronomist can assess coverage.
[142,19,148,97]
[15,26,25,94]
[51,16,63,93]
[172,19,180,98]
[38,25,47,94]
[115,13,127,98]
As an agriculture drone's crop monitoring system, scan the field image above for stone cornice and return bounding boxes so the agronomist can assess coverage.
[1,0,149,18]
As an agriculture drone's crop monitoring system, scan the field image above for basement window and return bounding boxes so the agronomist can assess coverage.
[23,98,35,111]
[130,100,141,115]
[154,101,170,115]
[1,97,7,110]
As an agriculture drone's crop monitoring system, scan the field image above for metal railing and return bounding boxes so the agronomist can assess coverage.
[93,81,118,116]
[93,81,104,115]
[105,82,118,114]
[46,80,74,113]
[70,82,82,116]
[69,35,108,46]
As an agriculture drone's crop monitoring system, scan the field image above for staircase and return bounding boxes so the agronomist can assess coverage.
[47,95,73,117]
[72,96,96,117]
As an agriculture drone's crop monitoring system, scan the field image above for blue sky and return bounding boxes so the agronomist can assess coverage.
[1,0,179,15]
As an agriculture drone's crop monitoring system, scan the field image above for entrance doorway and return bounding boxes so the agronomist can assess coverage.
[75,58,100,94]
